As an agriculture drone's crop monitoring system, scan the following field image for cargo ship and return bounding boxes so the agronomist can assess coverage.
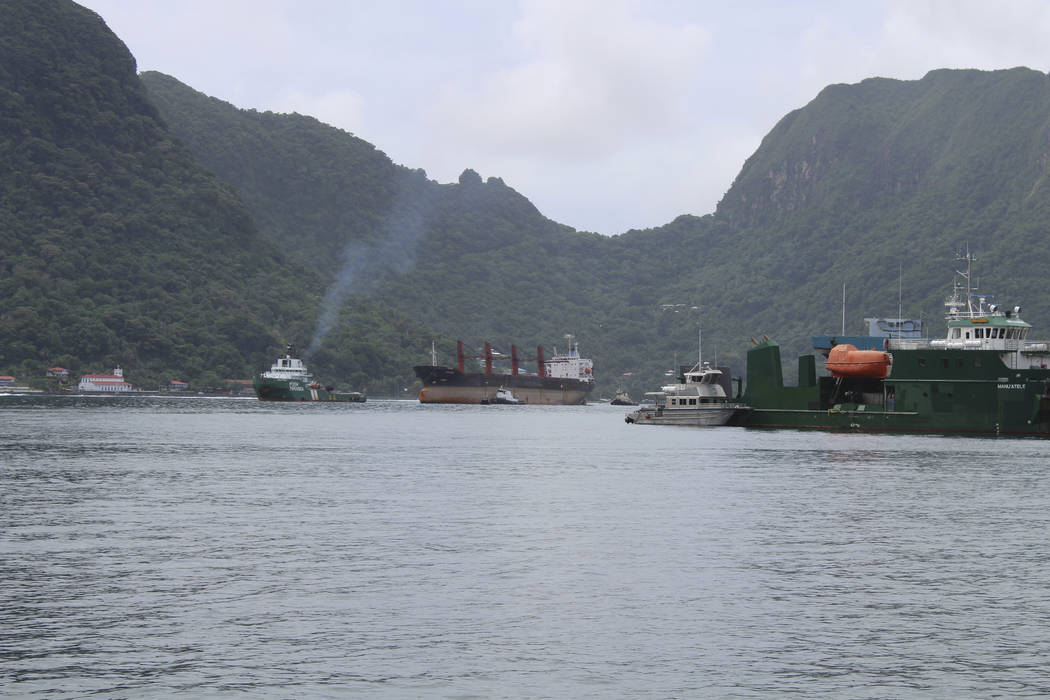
[253,345,365,402]
[733,254,1050,436]
[414,336,595,404]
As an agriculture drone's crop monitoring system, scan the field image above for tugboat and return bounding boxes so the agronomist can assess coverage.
[735,251,1050,435]
[253,345,365,402]
[610,387,636,406]
[626,362,745,426]
[480,387,521,404]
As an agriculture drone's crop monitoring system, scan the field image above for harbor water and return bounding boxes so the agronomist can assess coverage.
[3,395,1050,698]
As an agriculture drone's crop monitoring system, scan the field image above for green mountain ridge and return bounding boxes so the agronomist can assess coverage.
[141,69,624,380]
[145,64,1050,392]
[0,0,437,391]
[6,0,1050,398]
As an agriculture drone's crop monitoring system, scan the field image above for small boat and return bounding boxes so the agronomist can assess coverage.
[625,362,745,426]
[610,387,636,406]
[253,345,366,402]
[481,386,521,404]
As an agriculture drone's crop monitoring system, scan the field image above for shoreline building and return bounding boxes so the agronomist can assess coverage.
[78,367,134,392]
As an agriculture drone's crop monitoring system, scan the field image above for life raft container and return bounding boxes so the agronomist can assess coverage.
[825,344,892,379]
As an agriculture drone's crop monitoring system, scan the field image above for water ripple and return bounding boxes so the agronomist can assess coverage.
[3,398,1050,697]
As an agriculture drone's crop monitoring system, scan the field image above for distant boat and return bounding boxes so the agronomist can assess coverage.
[610,387,635,405]
[480,387,521,404]
[253,345,365,402]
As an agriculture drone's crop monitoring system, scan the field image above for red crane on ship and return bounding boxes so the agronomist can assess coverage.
[456,340,546,376]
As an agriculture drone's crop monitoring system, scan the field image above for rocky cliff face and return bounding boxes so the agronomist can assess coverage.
[716,69,1050,231]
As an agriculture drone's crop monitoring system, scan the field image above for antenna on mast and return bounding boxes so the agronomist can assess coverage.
[841,282,846,336]
[897,263,903,339]
[956,243,977,317]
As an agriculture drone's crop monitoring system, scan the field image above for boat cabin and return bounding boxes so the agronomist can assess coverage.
[261,345,313,381]
[913,293,1049,369]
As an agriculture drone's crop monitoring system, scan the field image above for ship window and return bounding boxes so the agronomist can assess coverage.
[941,359,949,369]
[690,398,697,405]
[965,331,971,339]
[951,328,961,339]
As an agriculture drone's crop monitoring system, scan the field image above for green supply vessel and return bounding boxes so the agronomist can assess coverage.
[253,345,365,402]
[734,255,1050,436]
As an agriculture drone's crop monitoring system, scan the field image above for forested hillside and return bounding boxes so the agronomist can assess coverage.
[7,0,1050,396]
[708,68,1050,351]
[0,0,438,390]
[143,66,1050,393]
[142,71,659,383]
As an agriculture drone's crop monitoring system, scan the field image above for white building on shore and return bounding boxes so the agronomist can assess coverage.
[78,367,134,392]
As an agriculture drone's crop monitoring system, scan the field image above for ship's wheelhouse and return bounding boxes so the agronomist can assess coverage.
[947,324,1028,342]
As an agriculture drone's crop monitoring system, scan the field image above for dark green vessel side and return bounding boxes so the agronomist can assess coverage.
[734,340,1050,436]
[253,377,365,402]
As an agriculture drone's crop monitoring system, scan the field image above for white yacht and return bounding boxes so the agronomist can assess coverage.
[625,362,744,426]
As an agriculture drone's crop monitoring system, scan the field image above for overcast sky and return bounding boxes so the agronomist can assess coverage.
[81,0,1050,236]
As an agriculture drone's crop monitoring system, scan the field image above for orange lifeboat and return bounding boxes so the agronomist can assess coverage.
[825,344,892,379]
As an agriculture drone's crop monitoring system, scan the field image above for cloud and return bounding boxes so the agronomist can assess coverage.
[794,0,1050,96]
[430,0,711,160]
[880,0,1050,73]
[274,89,365,134]
[82,0,1050,238]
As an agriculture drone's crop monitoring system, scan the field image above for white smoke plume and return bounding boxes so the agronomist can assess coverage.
[306,178,437,357]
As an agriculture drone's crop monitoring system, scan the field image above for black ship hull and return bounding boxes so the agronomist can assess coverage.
[413,365,593,405]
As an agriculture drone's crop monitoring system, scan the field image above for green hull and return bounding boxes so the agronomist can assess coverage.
[253,377,365,402]
[734,341,1050,436]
